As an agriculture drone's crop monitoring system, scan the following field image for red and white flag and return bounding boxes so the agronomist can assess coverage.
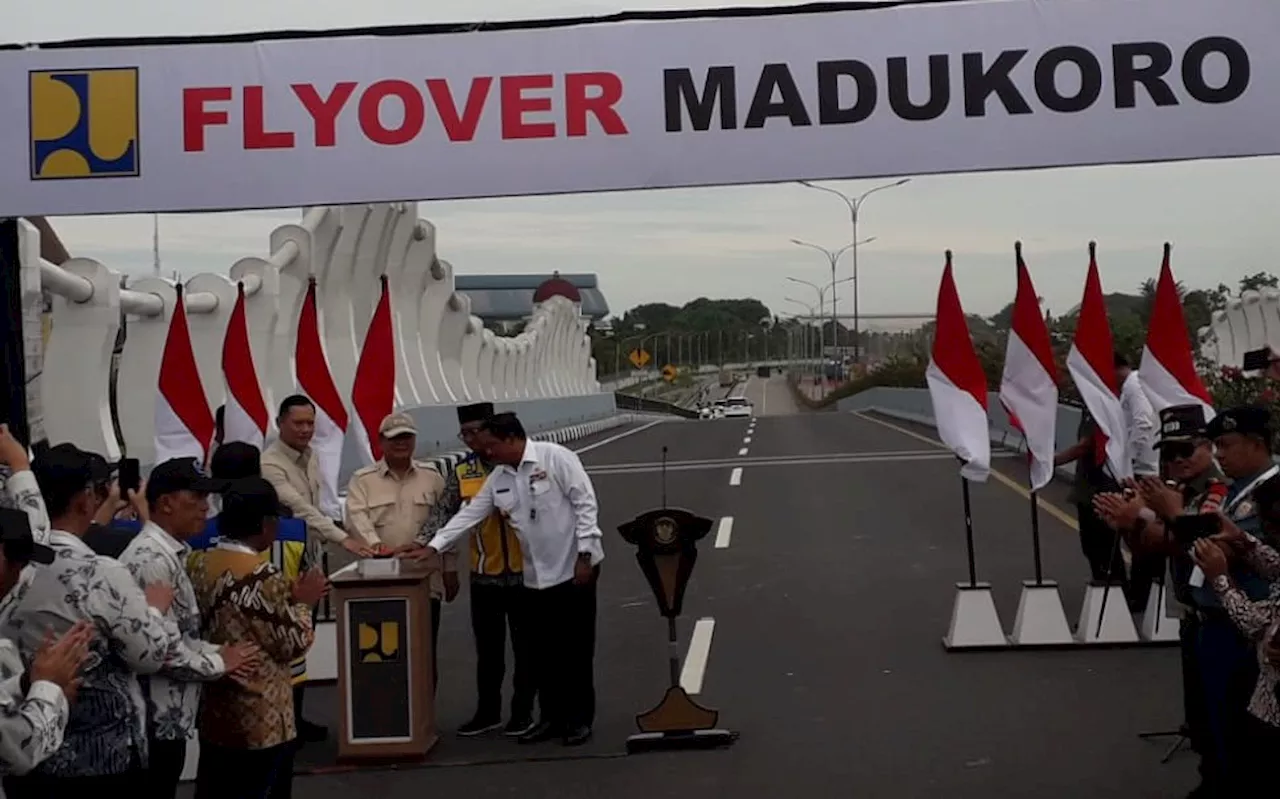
[351,275,396,462]
[926,251,991,482]
[999,243,1060,491]
[296,278,349,519]
[1066,243,1130,481]
[1139,243,1214,421]
[155,284,215,464]
[221,283,270,449]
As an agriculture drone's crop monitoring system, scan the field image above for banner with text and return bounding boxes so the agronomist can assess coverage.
[2,0,1277,216]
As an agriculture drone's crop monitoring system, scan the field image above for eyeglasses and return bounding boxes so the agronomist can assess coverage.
[1160,442,1202,461]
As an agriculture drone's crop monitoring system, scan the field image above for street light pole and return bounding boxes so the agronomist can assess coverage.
[797,178,911,365]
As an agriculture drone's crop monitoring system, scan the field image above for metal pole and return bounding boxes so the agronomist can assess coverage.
[851,205,860,366]
[961,475,977,588]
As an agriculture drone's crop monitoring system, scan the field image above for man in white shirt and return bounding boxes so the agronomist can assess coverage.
[1115,353,1162,611]
[405,412,603,747]
[1116,353,1159,476]
[118,458,260,799]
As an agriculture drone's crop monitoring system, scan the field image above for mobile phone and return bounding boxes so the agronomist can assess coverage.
[118,458,141,496]
[1243,347,1272,371]
[1171,514,1221,546]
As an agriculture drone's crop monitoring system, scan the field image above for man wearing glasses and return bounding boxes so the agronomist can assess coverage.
[448,403,537,738]
[1094,404,1225,797]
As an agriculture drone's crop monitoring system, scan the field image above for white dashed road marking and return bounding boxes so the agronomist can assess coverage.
[680,618,717,695]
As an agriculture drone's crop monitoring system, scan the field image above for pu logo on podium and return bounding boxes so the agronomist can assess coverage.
[29,68,141,180]
[358,620,401,663]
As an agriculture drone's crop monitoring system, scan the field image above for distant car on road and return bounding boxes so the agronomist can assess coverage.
[723,396,753,418]
[756,365,770,378]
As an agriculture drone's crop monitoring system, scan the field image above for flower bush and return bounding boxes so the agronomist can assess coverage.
[1202,365,1280,413]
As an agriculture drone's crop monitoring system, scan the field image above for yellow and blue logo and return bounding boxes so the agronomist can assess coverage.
[29,67,140,181]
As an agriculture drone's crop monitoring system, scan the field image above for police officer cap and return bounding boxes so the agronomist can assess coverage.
[1156,404,1208,447]
[1205,405,1272,441]
[457,402,494,425]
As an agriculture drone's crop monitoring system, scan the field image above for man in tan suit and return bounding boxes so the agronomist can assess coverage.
[345,412,458,691]
[261,393,374,742]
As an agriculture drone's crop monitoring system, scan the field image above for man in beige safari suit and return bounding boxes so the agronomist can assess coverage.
[345,412,457,692]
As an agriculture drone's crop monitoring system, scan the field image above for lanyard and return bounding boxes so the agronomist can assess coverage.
[1223,464,1279,515]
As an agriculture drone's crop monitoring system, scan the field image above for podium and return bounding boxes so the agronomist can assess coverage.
[331,560,438,762]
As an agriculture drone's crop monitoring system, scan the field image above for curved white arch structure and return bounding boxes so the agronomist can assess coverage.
[1199,289,1280,368]
[21,203,605,462]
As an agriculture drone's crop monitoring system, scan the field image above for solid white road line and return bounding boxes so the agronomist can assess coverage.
[681,618,716,695]
[715,516,734,547]
[574,419,665,454]
[728,467,743,486]
[738,447,749,456]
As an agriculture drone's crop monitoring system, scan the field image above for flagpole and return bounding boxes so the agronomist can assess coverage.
[1029,492,1044,585]
[960,471,977,588]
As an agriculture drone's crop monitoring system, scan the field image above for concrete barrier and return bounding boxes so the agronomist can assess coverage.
[837,387,1084,480]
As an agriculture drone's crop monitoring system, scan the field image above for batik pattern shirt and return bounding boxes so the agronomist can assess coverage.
[190,542,315,750]
[1211,536,1280,728]
[119,522,225,742]
[0,470,66,776]
[0,531,178,776]
[0,638,66,775]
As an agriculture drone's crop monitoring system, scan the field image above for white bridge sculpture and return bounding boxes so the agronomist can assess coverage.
[1199,289,1280,369]
[19,202,609,468]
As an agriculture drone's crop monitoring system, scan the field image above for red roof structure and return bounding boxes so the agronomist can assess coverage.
[532,271,582,304]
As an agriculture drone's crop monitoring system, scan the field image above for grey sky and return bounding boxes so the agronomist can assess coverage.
[13,0,1279,328]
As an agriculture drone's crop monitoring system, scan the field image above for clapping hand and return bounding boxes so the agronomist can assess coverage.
[30,621,94,703]
[1135,475,1183,521]
[1093,492,1144,532]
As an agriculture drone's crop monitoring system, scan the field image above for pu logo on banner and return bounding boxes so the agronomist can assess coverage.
[358,620,400,663]
[28,68,141,180]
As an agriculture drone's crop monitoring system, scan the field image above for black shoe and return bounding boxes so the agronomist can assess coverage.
[299,719,328,743]
[562,725,592,746]
[457,715,503,737]
[517,721,559,744]
[504,716,537,737]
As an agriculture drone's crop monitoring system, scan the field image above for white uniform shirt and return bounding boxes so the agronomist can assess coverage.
[428,440,604,589]
[1121,371,1159,476]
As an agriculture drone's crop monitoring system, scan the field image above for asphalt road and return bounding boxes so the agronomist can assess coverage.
[184,378,1196,798]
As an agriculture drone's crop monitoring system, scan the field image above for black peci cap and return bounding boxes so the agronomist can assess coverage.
[457,402,495,426]
[0,508,54,565]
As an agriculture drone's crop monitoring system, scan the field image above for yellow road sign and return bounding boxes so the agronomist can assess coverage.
[662,364,678,382]
[628,348,651,368]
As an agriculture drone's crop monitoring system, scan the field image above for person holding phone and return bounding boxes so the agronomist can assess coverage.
[1192,486,1280,786]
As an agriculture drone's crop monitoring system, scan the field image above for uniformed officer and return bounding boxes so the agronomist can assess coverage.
[345,412,456,691]
[1097,404,1224,796]
[448,402,536,738]
[1183,406,1275,793]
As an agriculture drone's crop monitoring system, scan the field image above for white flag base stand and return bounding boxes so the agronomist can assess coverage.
[1138,582,1182,644]
[1075,581,1140,645]
[943,582,1008,651]
[1008,579,1074,647]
